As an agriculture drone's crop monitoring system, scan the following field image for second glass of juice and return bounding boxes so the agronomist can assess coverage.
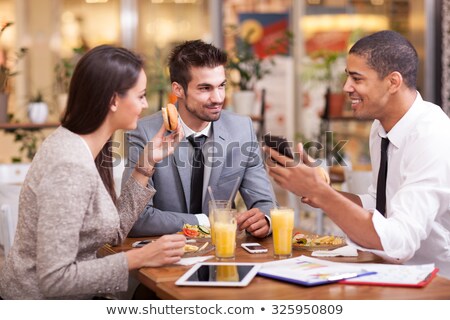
[271,207,294,259]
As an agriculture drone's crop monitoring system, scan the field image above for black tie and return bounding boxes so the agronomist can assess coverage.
[376,137,390,216]
[187,134,207,214]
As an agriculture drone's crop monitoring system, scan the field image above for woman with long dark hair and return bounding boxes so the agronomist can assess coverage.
[0,45,185,299]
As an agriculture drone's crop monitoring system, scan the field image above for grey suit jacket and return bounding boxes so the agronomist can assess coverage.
[122,110,276,236]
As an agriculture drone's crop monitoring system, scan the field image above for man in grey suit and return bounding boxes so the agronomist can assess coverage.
[122,40,276,237]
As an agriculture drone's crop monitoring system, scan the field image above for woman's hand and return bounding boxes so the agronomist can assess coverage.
[140,234,186,267]
[142,123,184,166]
[126,234,186,269]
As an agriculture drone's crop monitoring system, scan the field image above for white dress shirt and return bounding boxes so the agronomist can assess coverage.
[351,92,450,278]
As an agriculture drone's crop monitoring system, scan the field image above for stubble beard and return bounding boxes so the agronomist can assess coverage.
[185,102,223,123]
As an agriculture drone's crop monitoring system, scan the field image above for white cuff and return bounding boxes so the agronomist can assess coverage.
[265,215,272,236]
[345,209,404,264]
[195,213,210,227]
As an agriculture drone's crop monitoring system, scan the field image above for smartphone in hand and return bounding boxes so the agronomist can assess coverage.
[263,134,294,162]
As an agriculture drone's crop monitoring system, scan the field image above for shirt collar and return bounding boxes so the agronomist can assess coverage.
[179,116,212,139]
[377,91,423,149]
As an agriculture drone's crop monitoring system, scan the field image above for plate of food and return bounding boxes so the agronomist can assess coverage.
[182,240,214,257]
[180,224,211,239]
[131,239,213,257]
[292,232,346,251]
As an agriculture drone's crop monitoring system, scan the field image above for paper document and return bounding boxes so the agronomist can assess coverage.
[340,263,437,287]
[258,255,375,286]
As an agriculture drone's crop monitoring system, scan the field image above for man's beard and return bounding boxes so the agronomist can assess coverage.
[185,102,223,122]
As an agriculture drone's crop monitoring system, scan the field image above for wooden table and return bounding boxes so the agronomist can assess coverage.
[99,234,450,300]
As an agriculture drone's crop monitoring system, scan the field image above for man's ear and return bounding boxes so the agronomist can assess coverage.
[172,82,185,98]
[387,71,403,93]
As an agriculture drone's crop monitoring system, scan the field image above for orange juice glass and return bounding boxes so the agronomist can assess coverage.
[271,207,294,259]
[213,208,237,260]
[209,200,230,246]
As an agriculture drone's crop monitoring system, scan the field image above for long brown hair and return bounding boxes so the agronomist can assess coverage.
[61,45,144,204]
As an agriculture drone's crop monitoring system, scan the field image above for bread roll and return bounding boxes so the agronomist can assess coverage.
[162,103,178,131]
[183,244,199,253]
[316,167,330,185]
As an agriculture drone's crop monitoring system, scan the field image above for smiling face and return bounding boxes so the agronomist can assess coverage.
[343,54,392,122]
[174,65,226,131]
[111,69,148,130]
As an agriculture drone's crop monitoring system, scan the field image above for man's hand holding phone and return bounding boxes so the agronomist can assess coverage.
[263,134,294,161]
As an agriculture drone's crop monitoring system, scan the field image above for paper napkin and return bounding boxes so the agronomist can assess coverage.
[311,245,358,257]
[175,255,214,266]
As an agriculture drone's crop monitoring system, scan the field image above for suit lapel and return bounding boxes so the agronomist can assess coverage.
[174,139,191,211]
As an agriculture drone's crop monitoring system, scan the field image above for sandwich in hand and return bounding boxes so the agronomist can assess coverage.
[162,103,179,131]
[316,167,331,185]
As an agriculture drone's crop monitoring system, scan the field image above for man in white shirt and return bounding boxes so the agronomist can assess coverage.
[265,30,450,278]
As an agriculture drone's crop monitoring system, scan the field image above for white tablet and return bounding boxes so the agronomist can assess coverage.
[175,262,261,287]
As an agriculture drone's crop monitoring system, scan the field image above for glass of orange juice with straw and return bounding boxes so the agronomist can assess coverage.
[208,200,230,246]
[213,208,237,260]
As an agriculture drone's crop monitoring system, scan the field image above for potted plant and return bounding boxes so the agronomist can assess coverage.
[28,91,49,124]
[226,24,291,115]
[53,57,73,115]
[321,51,347,118]
[145,46,171,113]
[0,22,27,123]
[301,50,347,118]
[4,114,44,162]
[10,128,44,162]
[53,46,85,115]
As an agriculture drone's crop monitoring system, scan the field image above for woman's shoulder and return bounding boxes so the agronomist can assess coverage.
[38,127,93,163]
[29,127,96,181]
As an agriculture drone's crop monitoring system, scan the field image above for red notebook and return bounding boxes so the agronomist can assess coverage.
[340,266,439,288]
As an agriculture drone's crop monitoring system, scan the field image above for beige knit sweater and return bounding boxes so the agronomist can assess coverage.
[0,127,155,299]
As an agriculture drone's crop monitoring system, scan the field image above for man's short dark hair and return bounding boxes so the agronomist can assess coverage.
[349,30,418,89]
[168,40,227,93]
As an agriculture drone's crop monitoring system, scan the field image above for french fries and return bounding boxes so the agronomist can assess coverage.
[293,233,344,246]
[313,235,343,245]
